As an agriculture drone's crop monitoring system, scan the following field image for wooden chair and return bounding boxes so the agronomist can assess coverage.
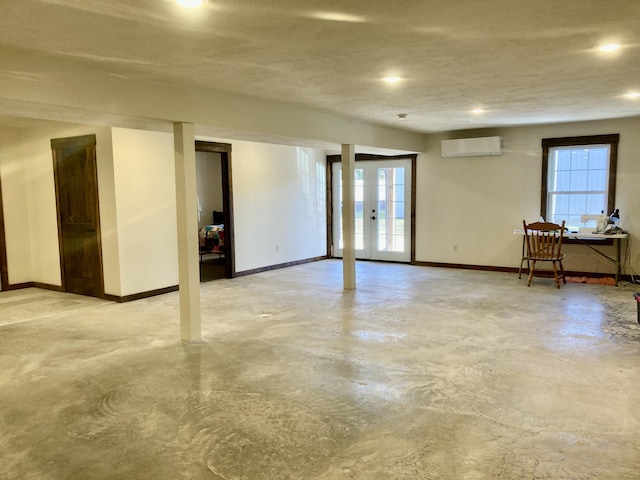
[522,220,566,288]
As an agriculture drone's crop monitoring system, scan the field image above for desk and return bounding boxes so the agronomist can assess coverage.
[514,229,629,286]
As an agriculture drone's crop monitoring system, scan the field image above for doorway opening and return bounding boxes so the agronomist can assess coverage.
[329,154,416,263]
[195,141,235,280]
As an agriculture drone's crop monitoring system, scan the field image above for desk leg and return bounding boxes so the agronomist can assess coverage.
[518,236,528,279]
[616,238,621,286]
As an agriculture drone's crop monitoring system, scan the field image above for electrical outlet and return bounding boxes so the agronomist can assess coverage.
[453,244,458,253]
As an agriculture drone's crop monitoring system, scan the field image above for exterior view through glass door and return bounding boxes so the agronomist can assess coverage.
[332,159,411,262]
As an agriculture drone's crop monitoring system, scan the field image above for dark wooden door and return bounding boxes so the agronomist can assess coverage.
[51,135,104,298]
[0,177,8,291]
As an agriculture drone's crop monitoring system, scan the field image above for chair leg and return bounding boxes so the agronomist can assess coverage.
[518,258,523,279]
[519,257,530,279]
[527,260,536,287]
[552,262,560,289]
[559,260,566,284]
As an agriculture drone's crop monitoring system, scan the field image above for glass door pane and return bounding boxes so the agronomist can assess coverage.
[354,168,366,252]
[376,166,406,253]
[332,164,368,257]
[332,159,411,262]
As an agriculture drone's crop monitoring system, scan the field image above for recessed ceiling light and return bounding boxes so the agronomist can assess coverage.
[176,0,202,8]
[624,92,640,99]
[383,76,402,84]
[471,108,485,114]
[312,12,366,23]
[598,43,620,52]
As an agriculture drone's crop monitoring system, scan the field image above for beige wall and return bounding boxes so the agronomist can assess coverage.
[0,127,32,285]
[2,115,637,296]
[0,125,329,295]
[198,138,328,273]
[0,123,116,288]
[416,116,640,275]
[0,123,173,297]
[111,128,178,296]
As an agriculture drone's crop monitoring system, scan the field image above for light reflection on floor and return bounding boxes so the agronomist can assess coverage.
[352,330,407,342]
[541,296,608,352]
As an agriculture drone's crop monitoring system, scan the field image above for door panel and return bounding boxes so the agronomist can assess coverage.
[372,163,410,261]
[333,159,411,262]
[52,135,104,298]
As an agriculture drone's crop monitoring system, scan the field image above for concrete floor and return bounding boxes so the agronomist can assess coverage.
[1,260,640,479]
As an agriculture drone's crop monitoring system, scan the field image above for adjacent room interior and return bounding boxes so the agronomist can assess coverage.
[196,148,226,282]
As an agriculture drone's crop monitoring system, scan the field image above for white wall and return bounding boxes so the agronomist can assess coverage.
[0,127,32,285]
[195,151,223,228]
[4,115,638,298]
[1,123,329,296]
[0,123,116,288]
[0,123,180,297]
[111,128,178,296]
[115,133,328,280]
[416,117,640,276]
[199,138,327,273]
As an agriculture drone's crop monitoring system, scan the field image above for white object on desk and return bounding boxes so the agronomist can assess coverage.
[596,215,609,233]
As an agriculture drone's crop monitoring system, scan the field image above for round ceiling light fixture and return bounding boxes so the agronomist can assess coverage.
[598,43,620,53]
[312,12,366,23]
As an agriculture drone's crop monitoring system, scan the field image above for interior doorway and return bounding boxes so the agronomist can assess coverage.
[195,141,234,280]
[51,134,104,298]
[330,154,416,263]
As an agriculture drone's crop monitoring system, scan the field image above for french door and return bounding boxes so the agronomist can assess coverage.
[332,159,412,262]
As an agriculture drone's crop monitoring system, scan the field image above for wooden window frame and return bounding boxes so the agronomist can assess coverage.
[541,133,619,245]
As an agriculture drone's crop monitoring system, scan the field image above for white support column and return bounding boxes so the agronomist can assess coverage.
[174,122,201,341]
[342,144,356,290]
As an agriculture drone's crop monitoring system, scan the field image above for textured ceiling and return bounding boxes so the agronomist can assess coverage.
[1,0,640,133]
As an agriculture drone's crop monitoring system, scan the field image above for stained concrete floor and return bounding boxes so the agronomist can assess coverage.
[1,260,640,479]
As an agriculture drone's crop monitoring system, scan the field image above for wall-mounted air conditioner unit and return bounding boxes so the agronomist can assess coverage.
[441,136,503,158]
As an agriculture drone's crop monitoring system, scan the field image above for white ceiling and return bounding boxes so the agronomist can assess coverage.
[1,0,640,134]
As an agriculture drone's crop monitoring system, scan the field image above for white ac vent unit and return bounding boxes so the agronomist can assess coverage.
[441,136,503,158]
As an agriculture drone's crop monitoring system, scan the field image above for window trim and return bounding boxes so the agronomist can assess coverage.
[541,133,619,221]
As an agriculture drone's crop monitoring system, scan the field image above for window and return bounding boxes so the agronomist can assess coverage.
[541,134,618,230]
